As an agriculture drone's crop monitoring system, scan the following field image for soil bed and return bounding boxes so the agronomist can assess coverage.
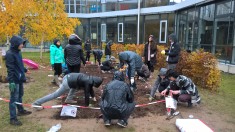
[53,64,166,120]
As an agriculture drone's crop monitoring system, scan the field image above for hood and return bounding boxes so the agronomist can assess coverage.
[113,71,125,81]
[168,33,177,43]
[176,75,187,87]
[92,76,103,88]
[110,56,115,61]
[159,68,167,76]
[119,52,128,62]
[69,34,82,45]
[54,39,60,45]
[53,39,60,48]
[10,36,26,51]
[107,40,113,45]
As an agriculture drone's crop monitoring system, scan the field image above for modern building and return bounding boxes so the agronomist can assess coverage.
[65,0,235,64]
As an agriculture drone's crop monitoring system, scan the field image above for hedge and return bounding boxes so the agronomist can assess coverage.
[111,43,221,90]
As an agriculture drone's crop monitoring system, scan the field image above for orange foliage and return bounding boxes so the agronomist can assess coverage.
[111,44,220,90]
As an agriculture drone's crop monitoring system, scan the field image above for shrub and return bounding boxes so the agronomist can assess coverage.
[111,44,221,90]
[176,49,221,91]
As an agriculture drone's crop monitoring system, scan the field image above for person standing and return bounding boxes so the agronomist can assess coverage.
[84,38,92,62]
[105,40,113,61]
[5,36,32,126]
[100,71,135,127]
[161,33,181,70]
[50,39,64,86]
[64,34,86,73]
[142,35,157,74]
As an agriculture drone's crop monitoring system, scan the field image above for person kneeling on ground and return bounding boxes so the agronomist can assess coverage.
[149,68,170,102]
[161,70,200,107]
[100,56,116,73]
[32,73,103,109]
[100,71,135,128]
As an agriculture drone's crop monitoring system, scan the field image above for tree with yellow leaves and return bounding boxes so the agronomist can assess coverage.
[0,0,29,46]
[24,0,80,59]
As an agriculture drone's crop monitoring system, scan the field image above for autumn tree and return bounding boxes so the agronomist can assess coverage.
[0,0,29,46]
[24,0,80,59]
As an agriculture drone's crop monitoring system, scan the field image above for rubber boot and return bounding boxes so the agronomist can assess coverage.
[54,75,61,86]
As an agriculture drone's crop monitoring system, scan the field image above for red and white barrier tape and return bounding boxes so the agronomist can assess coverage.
[0,97,165,110]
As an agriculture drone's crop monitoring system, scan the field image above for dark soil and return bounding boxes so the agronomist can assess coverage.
[53,64,166,120]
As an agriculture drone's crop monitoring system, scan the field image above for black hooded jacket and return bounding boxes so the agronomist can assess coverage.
[84,40,91,51]
[5,36,27,83]
[166,34,181,64]
[93,49,103,59]
[64,35,86,66]
[100,71,134,115]
[66,73,103,106]
[105,41,112,55]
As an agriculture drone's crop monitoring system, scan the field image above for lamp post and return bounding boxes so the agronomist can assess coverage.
[137,0,140,45]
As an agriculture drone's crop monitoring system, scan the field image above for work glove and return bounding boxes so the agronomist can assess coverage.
[150,54,154,58]
[9,82,16,93]
[51,64,54,70]
[161,50,166,55]
[130,77,135,84]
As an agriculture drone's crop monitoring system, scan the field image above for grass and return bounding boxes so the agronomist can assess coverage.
[21,52,107,67]
[200,72,235,119]
[0,70,51,131]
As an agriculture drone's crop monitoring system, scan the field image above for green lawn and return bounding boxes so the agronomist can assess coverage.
[200,73,235,119]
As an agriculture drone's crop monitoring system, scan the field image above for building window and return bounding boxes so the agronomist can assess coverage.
[159,20,167,43]
[101,24,106,42]
[118,23,123,42]
[144,15,160,43]
[64,0,69,13]
[70,0,75,13]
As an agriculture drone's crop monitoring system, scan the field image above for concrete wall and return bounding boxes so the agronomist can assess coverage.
[218,63,235,74]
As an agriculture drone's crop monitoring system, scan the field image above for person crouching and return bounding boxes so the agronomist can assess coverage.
[100,56,116,73]
[100,71,135,128]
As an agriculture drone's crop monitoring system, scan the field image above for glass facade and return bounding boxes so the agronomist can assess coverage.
[176,0,235,63]
[64,0,185,13]
[66,0,235,64]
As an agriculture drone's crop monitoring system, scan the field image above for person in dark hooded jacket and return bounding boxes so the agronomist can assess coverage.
[84,38,92,61]
[32,73,103,108]
[136,64,150,79]
[50,39,64,86]
[5,36,32,126]
[149,68,170,101]
[100,56,116,73]
[119,51,143,91]
[64,34,86,73]
[92,49,103,66]
[100,71,135,128]
[105,40,113,60]
[161,33,181,70]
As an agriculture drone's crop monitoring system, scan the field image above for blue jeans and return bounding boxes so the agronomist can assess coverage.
[33,75,70,105]
[106,55,110,61]
[9,83,24,120]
